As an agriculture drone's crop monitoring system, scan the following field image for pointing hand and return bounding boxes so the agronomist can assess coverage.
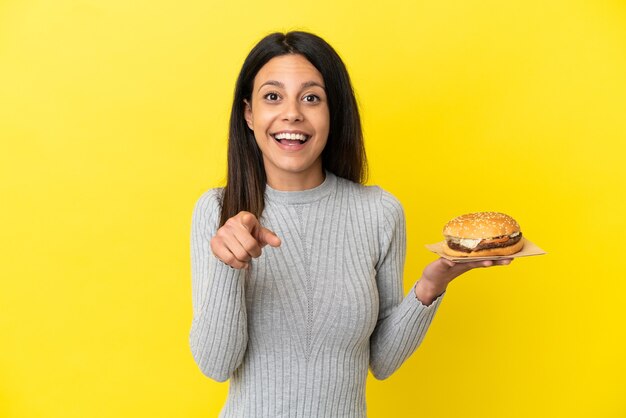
[210,211,281,269]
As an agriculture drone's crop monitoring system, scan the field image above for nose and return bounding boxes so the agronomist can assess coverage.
[282,98,303,122]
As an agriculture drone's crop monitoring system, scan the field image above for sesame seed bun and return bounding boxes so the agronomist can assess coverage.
[443,212,520,239]
[442,212,523,257]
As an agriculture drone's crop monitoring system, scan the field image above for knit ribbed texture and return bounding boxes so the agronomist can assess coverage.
[190,172,443,417]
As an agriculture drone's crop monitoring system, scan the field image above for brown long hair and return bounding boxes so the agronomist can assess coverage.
[220,31,367,226]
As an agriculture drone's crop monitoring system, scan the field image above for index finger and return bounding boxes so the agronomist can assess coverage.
[459,258,513,269]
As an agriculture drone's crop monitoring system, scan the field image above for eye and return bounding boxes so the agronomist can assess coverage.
[263,92,280,101]
[303,94,320,103]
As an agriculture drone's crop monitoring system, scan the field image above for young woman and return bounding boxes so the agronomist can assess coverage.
[190,31,512,417]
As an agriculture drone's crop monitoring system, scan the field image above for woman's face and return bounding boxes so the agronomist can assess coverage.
[244,54,330,190]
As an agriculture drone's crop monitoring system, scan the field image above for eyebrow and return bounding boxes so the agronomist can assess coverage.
[257,80,326,92]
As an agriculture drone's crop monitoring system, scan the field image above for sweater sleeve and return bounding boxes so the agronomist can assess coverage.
[189,190,248,382]
[369,190,444,380]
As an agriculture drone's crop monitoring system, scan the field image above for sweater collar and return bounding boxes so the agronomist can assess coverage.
[265,171,336,205]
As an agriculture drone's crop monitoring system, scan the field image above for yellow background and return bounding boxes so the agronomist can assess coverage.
[1,0,625,417]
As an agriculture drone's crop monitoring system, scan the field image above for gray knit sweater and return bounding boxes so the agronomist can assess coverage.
[190,172,443,417]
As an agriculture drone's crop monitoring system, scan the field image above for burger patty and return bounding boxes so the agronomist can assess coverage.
[447,233,523,253]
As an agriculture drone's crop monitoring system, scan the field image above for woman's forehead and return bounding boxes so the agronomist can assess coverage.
[254,54,324,88]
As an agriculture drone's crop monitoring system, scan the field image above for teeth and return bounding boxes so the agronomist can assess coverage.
[274,132,308,142]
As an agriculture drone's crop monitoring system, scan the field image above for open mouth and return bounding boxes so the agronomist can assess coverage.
[272,132,310,145]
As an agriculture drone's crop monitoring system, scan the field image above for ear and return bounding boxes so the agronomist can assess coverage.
[243,99,253,130]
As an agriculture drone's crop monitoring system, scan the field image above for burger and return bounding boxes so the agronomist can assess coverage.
[442,212,524,257]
